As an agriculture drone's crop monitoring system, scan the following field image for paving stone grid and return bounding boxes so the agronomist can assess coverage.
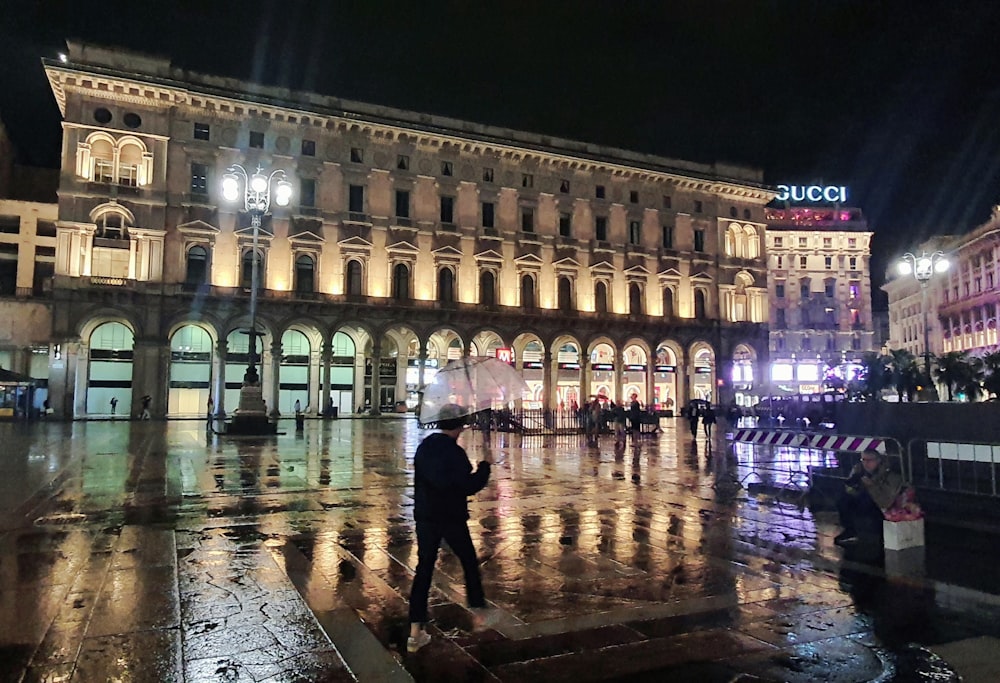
[0,418,998,682]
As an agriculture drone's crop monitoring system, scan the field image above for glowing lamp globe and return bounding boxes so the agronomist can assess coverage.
[250,174,268,193]
[222,175,239,202]
[897,261,912,276]
[275,180,293,207]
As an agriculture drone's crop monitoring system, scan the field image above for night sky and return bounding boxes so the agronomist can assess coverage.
[3,0,1000,304]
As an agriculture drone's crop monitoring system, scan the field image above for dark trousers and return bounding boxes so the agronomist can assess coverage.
[837,489,884,534]
[409,518,485,624]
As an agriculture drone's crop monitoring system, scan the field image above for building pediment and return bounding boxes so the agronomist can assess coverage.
[514,252,544,267]
[624,264,651,276]
[657,267,682,279]
[553,256,581,270]
[474,248,504,263]
[386,239,419,255]
[431,245,464,260]
[338,235,374,252]
[176,219,220,235]
[589,259,616,275]
[690,271,713,282]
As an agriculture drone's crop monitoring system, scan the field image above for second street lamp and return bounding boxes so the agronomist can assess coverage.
[897,250,949,398]
[221,164,292,433]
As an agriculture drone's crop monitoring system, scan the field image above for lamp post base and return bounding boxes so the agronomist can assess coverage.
[224,383,277,435]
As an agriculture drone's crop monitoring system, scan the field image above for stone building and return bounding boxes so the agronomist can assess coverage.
[41,42,773,419]
[885,212,1000,363]
[763,205,875,397]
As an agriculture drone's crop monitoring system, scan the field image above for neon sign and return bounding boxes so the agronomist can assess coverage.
[775,185,847,203]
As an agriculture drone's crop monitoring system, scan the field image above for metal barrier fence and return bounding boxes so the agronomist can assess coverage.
[421,408,671,435]
[728,429,906,497]
[907,438,1000,498]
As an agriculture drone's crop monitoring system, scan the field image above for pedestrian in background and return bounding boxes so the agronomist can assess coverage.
[687,405,700,437]
[140,395,151,420]
[206,397,214,426]
[408,404,493,653]
[702,405,717,438]
[109,396,118,415]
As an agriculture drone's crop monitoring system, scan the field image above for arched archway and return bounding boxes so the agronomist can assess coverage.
[279,329,311,413]
[690,344,716,402]
[87,321,135,416]
[731,343,757,408]
[622,342,649,404]
[653,341,681,411]
[588,341,617,401]
[168,324,213,416]
[329,329,359,415]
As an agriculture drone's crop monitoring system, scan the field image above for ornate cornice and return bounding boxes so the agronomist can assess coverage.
[44,59,775,204]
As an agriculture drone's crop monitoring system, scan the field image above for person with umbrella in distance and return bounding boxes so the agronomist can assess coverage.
[408,403,496,653]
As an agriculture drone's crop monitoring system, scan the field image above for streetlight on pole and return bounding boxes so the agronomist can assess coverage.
[221,164,292,433]
[897,250,949,399]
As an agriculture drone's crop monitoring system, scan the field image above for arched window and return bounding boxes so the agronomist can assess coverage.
[662,287,675,318]
[90,138,114,183]
[521,274,535,309]
[595,281,608,314]
[628,283,643,315]
[392,262,410,300]
[438,267,454,303]
[185,245,208,285]
[694,289,707,319]
[240,249,264,291]
[558,276,573,311]
[117,142,143,187]
[480,270,496,307]
[294,254,315,294]
[744,226,760,258]
[346,259,363,296]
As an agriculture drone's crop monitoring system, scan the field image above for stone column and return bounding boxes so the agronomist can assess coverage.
[614,357,624,404]
[645,361,655,408]
[543,349,555,412]
[73,342,89,418]
[369,340,382,416]
[132,338,169,418]
[311,345,325,416]
[47,341,71,420]
[213,339,227,417]
[677,359,690,407]
[581,359,592,404]
[417,345,428,389]
[269,341,282,417]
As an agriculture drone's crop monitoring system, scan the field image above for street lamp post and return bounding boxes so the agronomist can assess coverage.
[897,251,949,399]
[221,165,292,433]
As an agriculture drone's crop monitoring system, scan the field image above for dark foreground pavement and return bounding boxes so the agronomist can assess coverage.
[1,418,998,682]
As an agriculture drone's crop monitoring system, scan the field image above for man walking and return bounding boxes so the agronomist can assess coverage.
[408,404,494,653]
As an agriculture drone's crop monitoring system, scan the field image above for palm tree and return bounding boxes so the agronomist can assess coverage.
[857,351,892,401]
[888,348,920,402]
[961,355,985,402]
[982,352,1000,399]
[934,351,974,402]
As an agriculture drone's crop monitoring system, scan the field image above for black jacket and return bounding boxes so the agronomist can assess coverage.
[413,432,491,523]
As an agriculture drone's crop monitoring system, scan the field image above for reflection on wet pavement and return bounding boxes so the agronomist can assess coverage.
[0,418,994,681]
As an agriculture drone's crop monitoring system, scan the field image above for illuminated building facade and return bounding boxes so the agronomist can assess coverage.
[41,42,773,419]
[764,205,875,397]
[885,212,1000,361]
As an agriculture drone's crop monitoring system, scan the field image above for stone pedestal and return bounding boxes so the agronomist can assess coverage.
[225,383,277,436]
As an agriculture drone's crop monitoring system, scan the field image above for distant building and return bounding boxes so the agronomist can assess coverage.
[885,209,1000,363]
[764,205,875,396]
[37,42,775,419]
[882,237,951,363]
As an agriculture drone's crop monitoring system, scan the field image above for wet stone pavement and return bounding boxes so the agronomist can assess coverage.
[0,419,998,682]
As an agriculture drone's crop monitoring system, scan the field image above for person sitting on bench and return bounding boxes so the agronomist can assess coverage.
[834,448,903,546]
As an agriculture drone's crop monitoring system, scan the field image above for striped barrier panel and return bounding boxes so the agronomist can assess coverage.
[731,429,884,453]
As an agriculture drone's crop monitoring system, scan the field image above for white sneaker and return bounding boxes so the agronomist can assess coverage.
[406,630,431,653]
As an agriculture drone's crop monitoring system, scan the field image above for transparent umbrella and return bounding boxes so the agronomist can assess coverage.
[417,356,529,426]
